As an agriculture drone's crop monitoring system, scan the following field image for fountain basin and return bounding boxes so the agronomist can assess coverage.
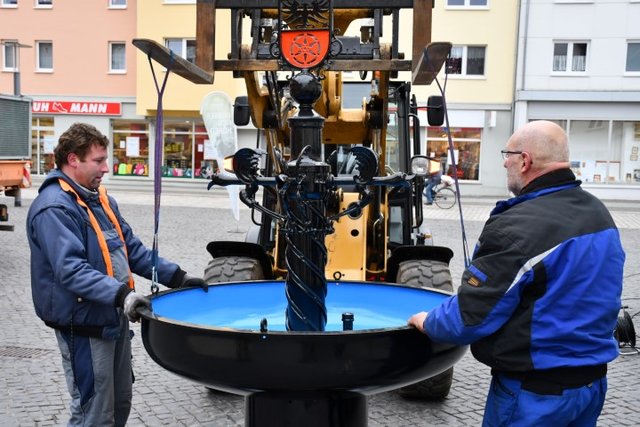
[139,280,467,395]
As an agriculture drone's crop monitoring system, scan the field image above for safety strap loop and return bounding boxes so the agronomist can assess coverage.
[59,179,135,289]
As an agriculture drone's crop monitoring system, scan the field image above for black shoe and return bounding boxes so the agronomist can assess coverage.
[426,202,433,205]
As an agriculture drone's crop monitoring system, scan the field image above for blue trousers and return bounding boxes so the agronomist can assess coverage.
[424,174,441,203]
[482,374,607,427]
[424,181,436,203]
[55,312,133,427]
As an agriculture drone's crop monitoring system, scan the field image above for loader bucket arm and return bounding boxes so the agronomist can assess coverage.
[188,0,435,84]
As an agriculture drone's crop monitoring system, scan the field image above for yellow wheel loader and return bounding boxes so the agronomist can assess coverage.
[135,0,457,399]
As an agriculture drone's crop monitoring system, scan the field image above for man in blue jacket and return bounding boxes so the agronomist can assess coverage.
[408,120,624,426]
[27,123,208,427]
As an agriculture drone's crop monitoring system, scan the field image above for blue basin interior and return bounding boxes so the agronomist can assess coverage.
[150,280,449,331]
[139,280,467,396]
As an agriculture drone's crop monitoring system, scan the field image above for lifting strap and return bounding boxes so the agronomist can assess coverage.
[59,179,135,289]
[433,80,471,268]
[147,51,173,293]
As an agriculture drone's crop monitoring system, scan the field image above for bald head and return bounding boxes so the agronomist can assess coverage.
[509,120,570,166]
[504,120,571,195]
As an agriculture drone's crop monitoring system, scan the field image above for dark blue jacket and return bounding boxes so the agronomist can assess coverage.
[27,170,179,332]
[425,169,624,371]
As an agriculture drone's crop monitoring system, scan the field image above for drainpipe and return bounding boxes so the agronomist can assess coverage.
[512,0,531,133]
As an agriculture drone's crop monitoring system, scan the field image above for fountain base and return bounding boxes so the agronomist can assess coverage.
[246,391,367,427]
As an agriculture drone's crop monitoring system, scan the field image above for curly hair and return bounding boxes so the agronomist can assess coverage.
[54,123,109,169]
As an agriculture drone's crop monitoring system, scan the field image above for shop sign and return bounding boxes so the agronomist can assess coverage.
[32,101,122,116]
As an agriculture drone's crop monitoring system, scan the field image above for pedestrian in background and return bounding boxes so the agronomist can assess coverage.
[423,164,442,205]
[26,123,208,427]
[408,120,624,426]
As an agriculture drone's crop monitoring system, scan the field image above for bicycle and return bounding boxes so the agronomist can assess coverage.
[425,175,457,209]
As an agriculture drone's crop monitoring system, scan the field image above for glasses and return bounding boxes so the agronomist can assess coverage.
[501,150,523,160]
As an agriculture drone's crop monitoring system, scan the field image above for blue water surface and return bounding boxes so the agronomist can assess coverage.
[151,281,450,331]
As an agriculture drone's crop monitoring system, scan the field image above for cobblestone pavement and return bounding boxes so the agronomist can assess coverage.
[1,186,639,426]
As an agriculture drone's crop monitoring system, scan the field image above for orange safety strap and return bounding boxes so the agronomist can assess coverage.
[59,179,135,289]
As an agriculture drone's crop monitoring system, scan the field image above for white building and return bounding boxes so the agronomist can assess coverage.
[514,0,640,200]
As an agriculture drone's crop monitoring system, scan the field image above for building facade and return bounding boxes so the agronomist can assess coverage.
[514,0,640,200]
[3,0,639,199]
[133,0,251,184]
[413,0,520,196]
[0,0,140,177]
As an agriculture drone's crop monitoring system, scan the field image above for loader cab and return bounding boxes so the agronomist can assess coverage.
[385,82,419,248]
[252,79,421,279]
[326,81,414,177]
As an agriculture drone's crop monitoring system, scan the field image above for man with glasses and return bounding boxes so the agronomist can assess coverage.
[408,120,624,426]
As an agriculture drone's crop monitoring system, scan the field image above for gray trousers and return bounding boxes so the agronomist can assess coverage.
[55,313,133,427]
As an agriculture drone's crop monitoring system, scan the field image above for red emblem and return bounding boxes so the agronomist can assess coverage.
[280,29,330,69]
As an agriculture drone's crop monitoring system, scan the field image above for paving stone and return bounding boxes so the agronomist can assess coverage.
[2,188,638,426]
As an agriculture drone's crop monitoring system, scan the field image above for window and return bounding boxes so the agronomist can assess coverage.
[109,42,126,73]
[447,45,486,76]
[1,0,18,7]
[112,121,149,177]
[426,127,482,181]
[36,0,52,7]
[626,42,640,72]
[165,38,196,63]
[163,120,210,179]
[553,42,588,72]
[2,41,17,71]
[36,41,53,71]
[447,0,488,6]
[109,0,126,8]
[32,116,55,175]
[558,120,640,183]
[342,83,371,109]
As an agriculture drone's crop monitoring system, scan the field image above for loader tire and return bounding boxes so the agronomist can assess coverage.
[203,256,265,283]
[396,259,453,293]
[396,259,454,400]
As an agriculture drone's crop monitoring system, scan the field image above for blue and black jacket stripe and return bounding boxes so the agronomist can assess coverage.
[425,169,624,372]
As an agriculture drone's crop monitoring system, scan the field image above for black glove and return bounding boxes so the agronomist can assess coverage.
[170,268,208,292]
[123,291,151,323]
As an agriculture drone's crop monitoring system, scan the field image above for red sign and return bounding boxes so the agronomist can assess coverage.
[280,29,330,69]
[32,101,122,116]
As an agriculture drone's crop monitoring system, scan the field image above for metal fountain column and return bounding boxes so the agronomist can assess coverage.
[281,70,332,331]
[226,68,377,333]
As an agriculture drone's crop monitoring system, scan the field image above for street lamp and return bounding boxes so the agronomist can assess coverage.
[0,40,32,96]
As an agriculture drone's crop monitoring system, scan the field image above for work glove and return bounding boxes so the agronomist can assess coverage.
[123,291,151,323]
[170,268,209,292]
